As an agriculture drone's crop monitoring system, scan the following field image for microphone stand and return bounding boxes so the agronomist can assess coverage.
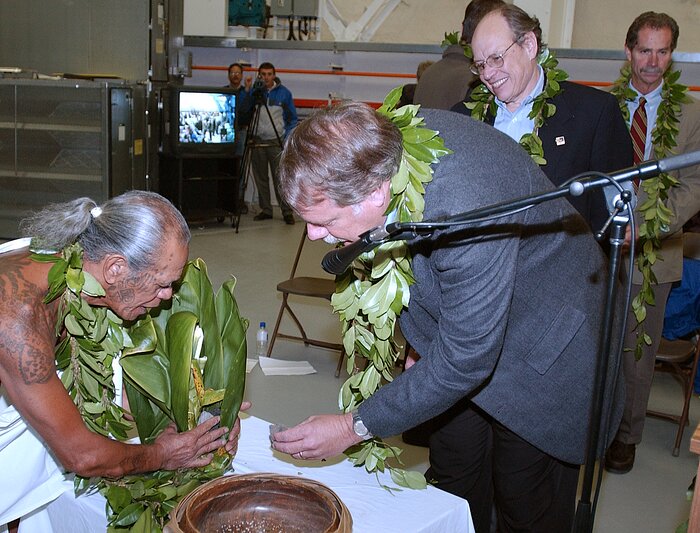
[324,152,700,274]
[574,208,628,533]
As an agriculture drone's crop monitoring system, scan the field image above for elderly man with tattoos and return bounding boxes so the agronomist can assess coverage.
[0,191,246,530]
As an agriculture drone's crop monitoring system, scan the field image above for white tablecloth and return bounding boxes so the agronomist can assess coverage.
[14,415,474,532]
[230,415,473,532]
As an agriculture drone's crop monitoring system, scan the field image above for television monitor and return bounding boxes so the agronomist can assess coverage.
[170,86,237,156]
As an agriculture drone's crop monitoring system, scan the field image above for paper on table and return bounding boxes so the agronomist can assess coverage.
[258,356,316,376]
[246,358,258,373]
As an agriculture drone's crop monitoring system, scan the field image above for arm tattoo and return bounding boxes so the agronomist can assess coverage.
[18,345,54,384]
[0,254,56,385]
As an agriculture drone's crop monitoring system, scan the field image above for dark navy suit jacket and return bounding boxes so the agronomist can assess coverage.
[451,81,634,233]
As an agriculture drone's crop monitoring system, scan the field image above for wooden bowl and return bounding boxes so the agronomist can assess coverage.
[166,473,352,533]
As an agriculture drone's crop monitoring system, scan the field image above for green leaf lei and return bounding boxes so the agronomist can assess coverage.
[32,243,134,439]
[610,63,690,359]
[465,48,568,166]
[331,88,451,490]
[441,31,472,58]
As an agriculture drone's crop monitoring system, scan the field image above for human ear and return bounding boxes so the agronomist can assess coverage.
[368,180,391,208]
[522,32,538,60]
[103,255,129,285]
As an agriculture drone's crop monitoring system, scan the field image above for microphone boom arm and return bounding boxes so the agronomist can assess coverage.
[322,150,700,275]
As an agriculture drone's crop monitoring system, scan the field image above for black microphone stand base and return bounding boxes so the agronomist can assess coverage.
[573,216,627,533]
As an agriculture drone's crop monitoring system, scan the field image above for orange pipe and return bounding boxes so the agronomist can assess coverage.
[294,98,381,109]
[198,64,412,79]
[577,80,700,92]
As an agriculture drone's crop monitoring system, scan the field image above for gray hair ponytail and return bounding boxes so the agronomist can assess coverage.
[20,191,190,271]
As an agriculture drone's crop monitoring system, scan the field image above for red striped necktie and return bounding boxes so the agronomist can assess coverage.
[630,97,647,165]
[630,97,647,190]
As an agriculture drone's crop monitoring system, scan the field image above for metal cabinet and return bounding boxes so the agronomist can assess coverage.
[0,79,146,238]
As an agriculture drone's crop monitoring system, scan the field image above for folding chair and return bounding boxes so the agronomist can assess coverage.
[267,227,345,377]
[647,333,700,456]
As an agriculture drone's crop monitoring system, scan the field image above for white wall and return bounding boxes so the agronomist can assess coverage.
[185,0,700,52]
[571,0,700,52]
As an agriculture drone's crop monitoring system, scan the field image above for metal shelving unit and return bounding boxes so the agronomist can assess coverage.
[0,79,145,238]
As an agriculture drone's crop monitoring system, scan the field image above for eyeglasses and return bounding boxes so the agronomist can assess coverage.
[470,39,519,75]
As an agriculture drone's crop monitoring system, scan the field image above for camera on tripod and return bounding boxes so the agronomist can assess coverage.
[252,78,266,103]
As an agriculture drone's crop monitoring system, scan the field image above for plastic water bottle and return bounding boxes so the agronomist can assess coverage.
[256,322,269,357]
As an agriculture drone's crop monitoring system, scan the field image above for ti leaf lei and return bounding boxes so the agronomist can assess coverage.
[465,48,568,166]
[610,64,690,359]
[330,88,451,490]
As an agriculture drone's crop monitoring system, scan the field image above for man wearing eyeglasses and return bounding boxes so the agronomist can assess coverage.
[453,3,632,235]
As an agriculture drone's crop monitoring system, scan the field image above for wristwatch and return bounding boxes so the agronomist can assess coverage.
[352,411,373,440]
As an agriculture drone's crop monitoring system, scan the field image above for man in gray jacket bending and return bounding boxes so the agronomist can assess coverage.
[270,101,623,533]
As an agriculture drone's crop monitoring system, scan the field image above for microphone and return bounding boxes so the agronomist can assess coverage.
[321,226,391,275]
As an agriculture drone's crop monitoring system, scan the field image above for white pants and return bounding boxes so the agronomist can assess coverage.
[0,387,66,526]
[0,388,108,531]
[18,481,107,533]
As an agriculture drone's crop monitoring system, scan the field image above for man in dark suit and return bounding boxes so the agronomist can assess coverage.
[452,3,633,234]
[269,101,623,533]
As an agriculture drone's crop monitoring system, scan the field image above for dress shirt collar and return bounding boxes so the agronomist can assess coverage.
[629,81,663,108]
[626,82,664,159]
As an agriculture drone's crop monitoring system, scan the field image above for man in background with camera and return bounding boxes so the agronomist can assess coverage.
[250,62,298,225]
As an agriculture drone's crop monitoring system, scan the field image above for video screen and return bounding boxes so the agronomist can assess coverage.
[178,91,236,144]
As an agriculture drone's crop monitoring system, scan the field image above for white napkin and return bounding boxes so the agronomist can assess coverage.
[258,357,317,376]
[246,358,258,373]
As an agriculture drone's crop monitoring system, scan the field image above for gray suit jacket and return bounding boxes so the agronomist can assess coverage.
[359,109,623,464]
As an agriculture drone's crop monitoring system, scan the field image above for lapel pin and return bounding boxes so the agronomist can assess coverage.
[555,136,566,146]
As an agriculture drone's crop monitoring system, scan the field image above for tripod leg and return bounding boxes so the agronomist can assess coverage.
[233,104,262,232]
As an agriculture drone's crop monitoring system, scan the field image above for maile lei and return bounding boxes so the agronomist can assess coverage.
[32,243,134,438]
[330,88,451,490]
[465,48,568,165]
[610,64,690,359]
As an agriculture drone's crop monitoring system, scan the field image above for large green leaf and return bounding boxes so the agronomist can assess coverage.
[165,311,199,432]
[123,261,248,438]
[123,380,170,444]
[215,277,248,431]
[112,260,249,529]
[122,317,157,357]
[121,353,172,407]
[156,259,224,371]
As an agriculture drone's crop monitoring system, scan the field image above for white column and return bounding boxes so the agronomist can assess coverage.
[514,0,576,49]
